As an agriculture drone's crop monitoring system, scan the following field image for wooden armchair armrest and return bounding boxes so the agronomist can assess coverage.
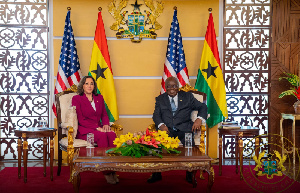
[199,125,206,154]
[148,123,156,132]
[111,123,123,137]
[67,126,74,182]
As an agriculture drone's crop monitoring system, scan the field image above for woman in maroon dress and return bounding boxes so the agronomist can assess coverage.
[72,76,118,184]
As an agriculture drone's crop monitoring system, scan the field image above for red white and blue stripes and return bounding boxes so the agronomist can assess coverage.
[52,11,82,116]
[160,9,189,94]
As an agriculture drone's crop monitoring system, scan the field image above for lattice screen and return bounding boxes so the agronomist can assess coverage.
[0,0,49,160]
[223,0,271,158]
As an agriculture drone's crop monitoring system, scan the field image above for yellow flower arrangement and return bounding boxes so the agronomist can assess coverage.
[106,128,181,158]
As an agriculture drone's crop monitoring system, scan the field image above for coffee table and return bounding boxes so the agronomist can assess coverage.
[71,146,214,193]
[14,127,56,183]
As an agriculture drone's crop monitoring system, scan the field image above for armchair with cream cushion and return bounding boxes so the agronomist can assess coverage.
[148,84,208,180]
[179,84,207,154]
[56,86,87,176]
[148,84,208,154]
[56,85,124,176]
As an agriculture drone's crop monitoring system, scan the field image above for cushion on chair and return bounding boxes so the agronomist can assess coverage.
[192,93,204,103]
[191,93,204,146]
[191,92,204,122]
[61,106,78,139]
[59,137,87,148]
[59,93,78,137]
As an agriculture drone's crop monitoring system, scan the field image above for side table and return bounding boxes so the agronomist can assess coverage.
[14,127,56,183]
[218,126,260,180]
[280,113,300,168]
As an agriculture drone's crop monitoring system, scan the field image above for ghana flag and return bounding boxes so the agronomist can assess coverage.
[88,11,119,122]
[195,12,228,128]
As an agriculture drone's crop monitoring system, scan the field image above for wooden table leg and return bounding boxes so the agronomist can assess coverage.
[292,117,296,170]
[235,136,238,174]
[280,116,284,156]
[207,164,214,193]
[43,137,47,177]
[238,132,243,180]
[207,172,212,193]
[22,134,28,183]
[17,138,22,179]
[219,134,222,176]
[50,137,54,181]
[73,173,81,193]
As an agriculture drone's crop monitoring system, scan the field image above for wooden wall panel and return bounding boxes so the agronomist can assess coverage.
[271,0,300,140]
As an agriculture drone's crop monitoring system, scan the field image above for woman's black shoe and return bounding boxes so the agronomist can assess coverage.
[147,172,162,183]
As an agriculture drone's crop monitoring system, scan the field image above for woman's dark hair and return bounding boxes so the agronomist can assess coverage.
[77,76,98,96]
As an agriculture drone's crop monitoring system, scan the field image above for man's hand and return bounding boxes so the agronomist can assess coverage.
[192,118,202,132]
[159,124,169,134]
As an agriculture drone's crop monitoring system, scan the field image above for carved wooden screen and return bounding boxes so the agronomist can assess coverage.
[0,0,49,160]
[223,0,271,158]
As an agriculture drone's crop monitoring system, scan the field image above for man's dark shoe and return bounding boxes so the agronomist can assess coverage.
[186,171,193,184]
[147,172,162,183]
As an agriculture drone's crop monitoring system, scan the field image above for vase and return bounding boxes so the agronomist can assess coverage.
[294,100,300,114]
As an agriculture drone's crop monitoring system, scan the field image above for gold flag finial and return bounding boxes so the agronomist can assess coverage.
[67,7,71,11]
[208,8,212,12]
[98,7,102,11]
[173,6,177,10]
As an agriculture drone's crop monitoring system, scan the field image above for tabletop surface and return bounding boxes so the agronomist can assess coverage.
[219,126,259,132]
[15,127,56,132]
[14,128,56,137]
[74,146,213,163]
[281,113,300,119]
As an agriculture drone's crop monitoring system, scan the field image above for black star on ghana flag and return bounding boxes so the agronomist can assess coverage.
[91,63,108,80]
[202,61,218,79]
[131,0,142,11]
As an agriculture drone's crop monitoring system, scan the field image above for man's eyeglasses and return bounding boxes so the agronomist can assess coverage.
[166,85,179,89]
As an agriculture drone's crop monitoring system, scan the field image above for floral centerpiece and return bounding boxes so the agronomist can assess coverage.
[106,128,181,158]
[279,72,300,113]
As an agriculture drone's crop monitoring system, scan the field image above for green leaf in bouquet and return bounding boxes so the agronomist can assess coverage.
[169,148,181,154]
[150,149,162,158]
[135,151,142,158]
[105,147,117,153]
[121,146,133,156]
[161,146,171,153]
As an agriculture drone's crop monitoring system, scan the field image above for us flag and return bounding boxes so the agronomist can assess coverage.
[52,10,82,116]
[160,9,189,94]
